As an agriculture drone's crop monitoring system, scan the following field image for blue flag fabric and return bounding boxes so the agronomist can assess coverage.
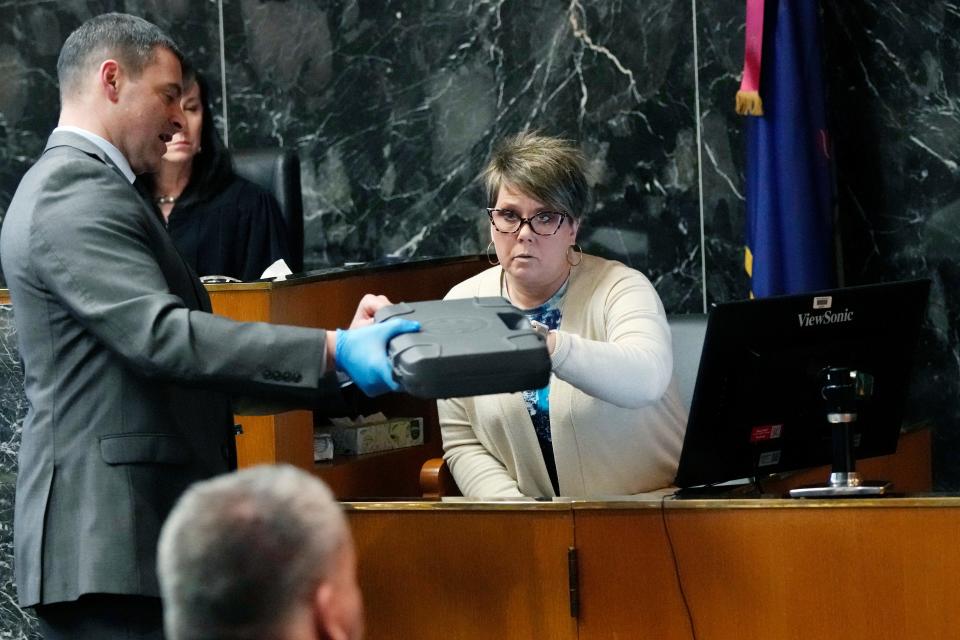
[745,0,835,298]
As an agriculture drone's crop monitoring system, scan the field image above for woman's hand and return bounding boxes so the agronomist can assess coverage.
[546,330,557,355]
[349,293,393,329]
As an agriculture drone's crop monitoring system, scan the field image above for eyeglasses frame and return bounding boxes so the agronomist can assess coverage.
[485,208,570,236]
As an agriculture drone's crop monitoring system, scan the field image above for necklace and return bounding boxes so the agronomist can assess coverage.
[155,195,176,205]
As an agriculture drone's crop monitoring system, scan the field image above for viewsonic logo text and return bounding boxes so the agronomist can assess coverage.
[798,308,854,327]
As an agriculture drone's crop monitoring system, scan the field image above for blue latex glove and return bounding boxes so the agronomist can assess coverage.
[335,318,421,397]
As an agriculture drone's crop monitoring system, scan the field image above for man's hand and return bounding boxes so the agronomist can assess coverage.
[335,318,421,396]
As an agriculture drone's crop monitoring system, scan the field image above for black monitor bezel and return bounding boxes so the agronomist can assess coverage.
[674,279,931,489]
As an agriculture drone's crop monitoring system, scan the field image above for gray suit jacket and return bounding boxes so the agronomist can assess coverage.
[0,131,342,607]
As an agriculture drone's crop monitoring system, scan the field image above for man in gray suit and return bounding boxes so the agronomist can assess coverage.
[0,13,416,639]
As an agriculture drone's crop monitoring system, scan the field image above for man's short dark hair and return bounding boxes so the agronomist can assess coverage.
[157,464,350,640]
[57,12,183,98]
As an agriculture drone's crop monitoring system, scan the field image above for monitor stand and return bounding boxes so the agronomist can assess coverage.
[789,367,891,499]
[788,476,891,498]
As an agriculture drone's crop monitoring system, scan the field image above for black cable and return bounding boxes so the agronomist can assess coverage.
[660,492,697,640]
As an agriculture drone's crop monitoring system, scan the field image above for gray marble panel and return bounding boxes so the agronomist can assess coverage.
[0,306,37,638]
[695,0,750,306]
[0,2,61,292]
[821,0,960,489]
[220,0,705,312]
[0,0,223,288]
[697,0,960,488]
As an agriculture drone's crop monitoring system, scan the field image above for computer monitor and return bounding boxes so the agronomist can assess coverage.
[674,278,930,490]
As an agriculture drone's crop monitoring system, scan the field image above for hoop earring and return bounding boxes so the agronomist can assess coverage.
[487,241,500,266]
[567,244,583,266]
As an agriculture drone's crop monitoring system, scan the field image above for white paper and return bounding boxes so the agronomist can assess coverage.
[260,259,293,281]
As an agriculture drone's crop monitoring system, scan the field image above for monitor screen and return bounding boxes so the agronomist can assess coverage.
[674,279,931,489]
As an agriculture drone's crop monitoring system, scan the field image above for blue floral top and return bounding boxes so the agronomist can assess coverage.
[505,277,568,495]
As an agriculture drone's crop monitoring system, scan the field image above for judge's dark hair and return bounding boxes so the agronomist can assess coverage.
[139,63,235,206]
[57,12,183,99]
[179,65,234,204]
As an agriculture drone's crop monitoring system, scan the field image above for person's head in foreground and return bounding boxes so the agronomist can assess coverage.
[157,464,364,640]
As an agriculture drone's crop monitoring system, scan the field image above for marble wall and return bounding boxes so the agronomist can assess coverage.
[0,307,33,637]
[820,0,960,493]
[0,0,958,634]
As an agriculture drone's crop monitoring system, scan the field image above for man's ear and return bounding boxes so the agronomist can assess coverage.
[314,581,344,640]
[99,60,121,102]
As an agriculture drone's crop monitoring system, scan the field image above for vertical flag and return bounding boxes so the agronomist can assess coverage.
[739,0,836,298]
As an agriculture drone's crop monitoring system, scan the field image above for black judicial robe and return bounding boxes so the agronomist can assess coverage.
[166,174,291,281]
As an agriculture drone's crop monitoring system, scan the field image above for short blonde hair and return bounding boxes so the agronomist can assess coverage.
[480,131,590,220]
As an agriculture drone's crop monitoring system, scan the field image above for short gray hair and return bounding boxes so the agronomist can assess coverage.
[57,12,183,98]
[157,464,349,640]
[480,131,591,220]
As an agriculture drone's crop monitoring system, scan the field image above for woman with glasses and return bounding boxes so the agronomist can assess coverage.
[438,132,686,498]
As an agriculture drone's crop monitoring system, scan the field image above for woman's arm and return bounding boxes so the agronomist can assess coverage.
[551,272,673,409]
[438,397,526,498]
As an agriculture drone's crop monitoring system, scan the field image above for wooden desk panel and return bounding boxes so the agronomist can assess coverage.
[347,499,960,640]
[317,442,442,498]
[573,507,693,640]
[660,502,960,640]
[348,507,577,640]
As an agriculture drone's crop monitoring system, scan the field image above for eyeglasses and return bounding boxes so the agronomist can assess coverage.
[486,208,569,236]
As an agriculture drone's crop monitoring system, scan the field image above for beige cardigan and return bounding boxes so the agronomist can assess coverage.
[438,254,687,497]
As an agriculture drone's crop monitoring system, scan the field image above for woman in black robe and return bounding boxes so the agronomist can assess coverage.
[141,65,290,281]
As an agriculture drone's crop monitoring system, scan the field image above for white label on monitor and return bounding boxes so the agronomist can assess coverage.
[813,296,832,309]
[758,450,781,467]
